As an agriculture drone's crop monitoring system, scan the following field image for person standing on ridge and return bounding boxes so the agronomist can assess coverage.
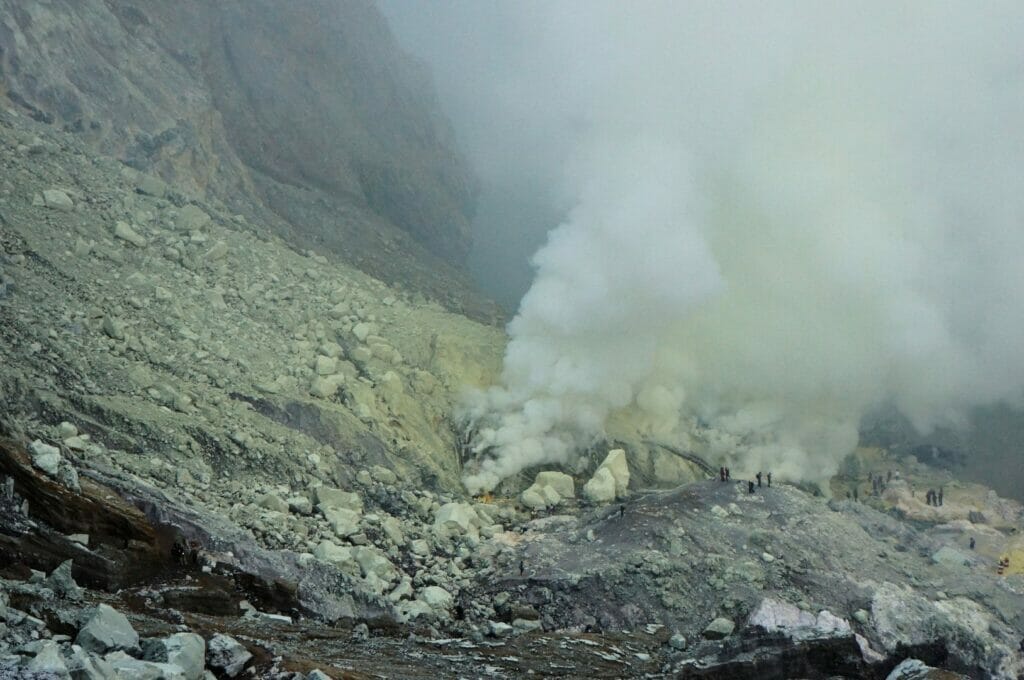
[720,467,726,482]
[767,472,772,487]
[748,480,755,494]
[756,472,762,488]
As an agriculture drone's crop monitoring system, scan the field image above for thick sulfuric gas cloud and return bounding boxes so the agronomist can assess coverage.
[384,2,1024,493]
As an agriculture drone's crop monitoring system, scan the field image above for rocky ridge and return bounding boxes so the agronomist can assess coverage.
[0,0,497,320]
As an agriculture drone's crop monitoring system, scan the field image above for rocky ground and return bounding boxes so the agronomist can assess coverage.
[3,103,1024,679]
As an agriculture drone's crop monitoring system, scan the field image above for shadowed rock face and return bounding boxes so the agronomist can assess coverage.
[0,0,485,312]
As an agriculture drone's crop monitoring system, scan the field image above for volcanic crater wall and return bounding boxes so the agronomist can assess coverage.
[0,0,488,315]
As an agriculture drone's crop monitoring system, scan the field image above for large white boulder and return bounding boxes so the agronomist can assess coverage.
[322,507,361,537]
[418,586,454,611]
[76,604,140,655]
[433,502,482,538]
[583,466,617,503]
[520,485,550,510]
[534,471,574,498]
[316,487,363,512]
[312,541,360,577]
[601,449,630,497]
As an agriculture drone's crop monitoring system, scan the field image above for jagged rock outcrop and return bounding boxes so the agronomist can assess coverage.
[0,0,496,319]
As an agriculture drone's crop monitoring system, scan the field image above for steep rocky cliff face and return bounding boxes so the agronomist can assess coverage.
[0,0,492,318]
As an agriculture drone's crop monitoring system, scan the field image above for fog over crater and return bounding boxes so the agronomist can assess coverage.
[382,1,1024,492]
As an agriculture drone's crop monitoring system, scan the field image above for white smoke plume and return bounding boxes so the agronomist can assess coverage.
[440,2,1024,493]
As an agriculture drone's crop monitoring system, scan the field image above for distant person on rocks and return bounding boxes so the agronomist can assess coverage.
[519,559,525,576]
[619,504,625,518]
[725,468,731,480]
[756,472,763,488]
[853,487,859,502]
[926,489,934,506]
[938,487,944,506]
[767,472,772,487]
[748,481,755,494]
[720,467,726,482]
[887,470,892,482]
[969,537,976,550]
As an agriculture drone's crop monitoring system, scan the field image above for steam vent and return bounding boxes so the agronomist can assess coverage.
[2,2,1024,678]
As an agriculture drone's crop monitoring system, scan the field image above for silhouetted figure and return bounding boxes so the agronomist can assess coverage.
[748,480,755,494]
[720,467,726,482]
[767,472,772,487]
[853,487,859,502]
[887,470,892,482]
[519,559,525,576]
[619,504,625,518]
[756,472,762,488]
[938,487,944,506]
[926,489,934,506]
[969,537,976,550]
[725,468,731,480]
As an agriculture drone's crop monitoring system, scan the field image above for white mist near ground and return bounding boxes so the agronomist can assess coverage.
[456,2,1024,493]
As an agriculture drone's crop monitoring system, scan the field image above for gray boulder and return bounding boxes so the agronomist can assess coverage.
[142,633,205,680]
[43,189,74,212]
[76,604,140,655]
[105,651,186,680]
[66,644,119,679]
[45,560,84,601]
[26,640,70,679]
[702,617,735,640]
[29,439,62,476]
[206,634,251,678]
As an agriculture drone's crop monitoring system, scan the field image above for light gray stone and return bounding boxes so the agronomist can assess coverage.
[582,466,616,503]
[102,316,126,340]
[205,634,251,678]
[488,621,513,638]
[142,632,205,680]
[45,559,84,600]
[287,495,313,515]
[370,465,398,485]
[114,221,147,247]
[702,617,735,639]
[76,604,140,655]
[418,586,453,611]
[316,487,363,512]
[534,471,574,498]
[43,189,74,211]
[433,502,481,538]
[256,493,289,514]
[177,205,210,232]
[106,651,186,680]
[136,174,168,198]
[322,507,361,537]
[30,439,62,476]
[27,640,70,679]
[66,644,119,680]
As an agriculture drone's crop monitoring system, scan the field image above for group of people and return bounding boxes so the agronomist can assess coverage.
[867,471,892,496]
[925,487,944,506]
[718,466,772,493]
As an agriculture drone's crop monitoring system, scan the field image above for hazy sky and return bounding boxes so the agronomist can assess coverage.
[380,1,1024,492]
